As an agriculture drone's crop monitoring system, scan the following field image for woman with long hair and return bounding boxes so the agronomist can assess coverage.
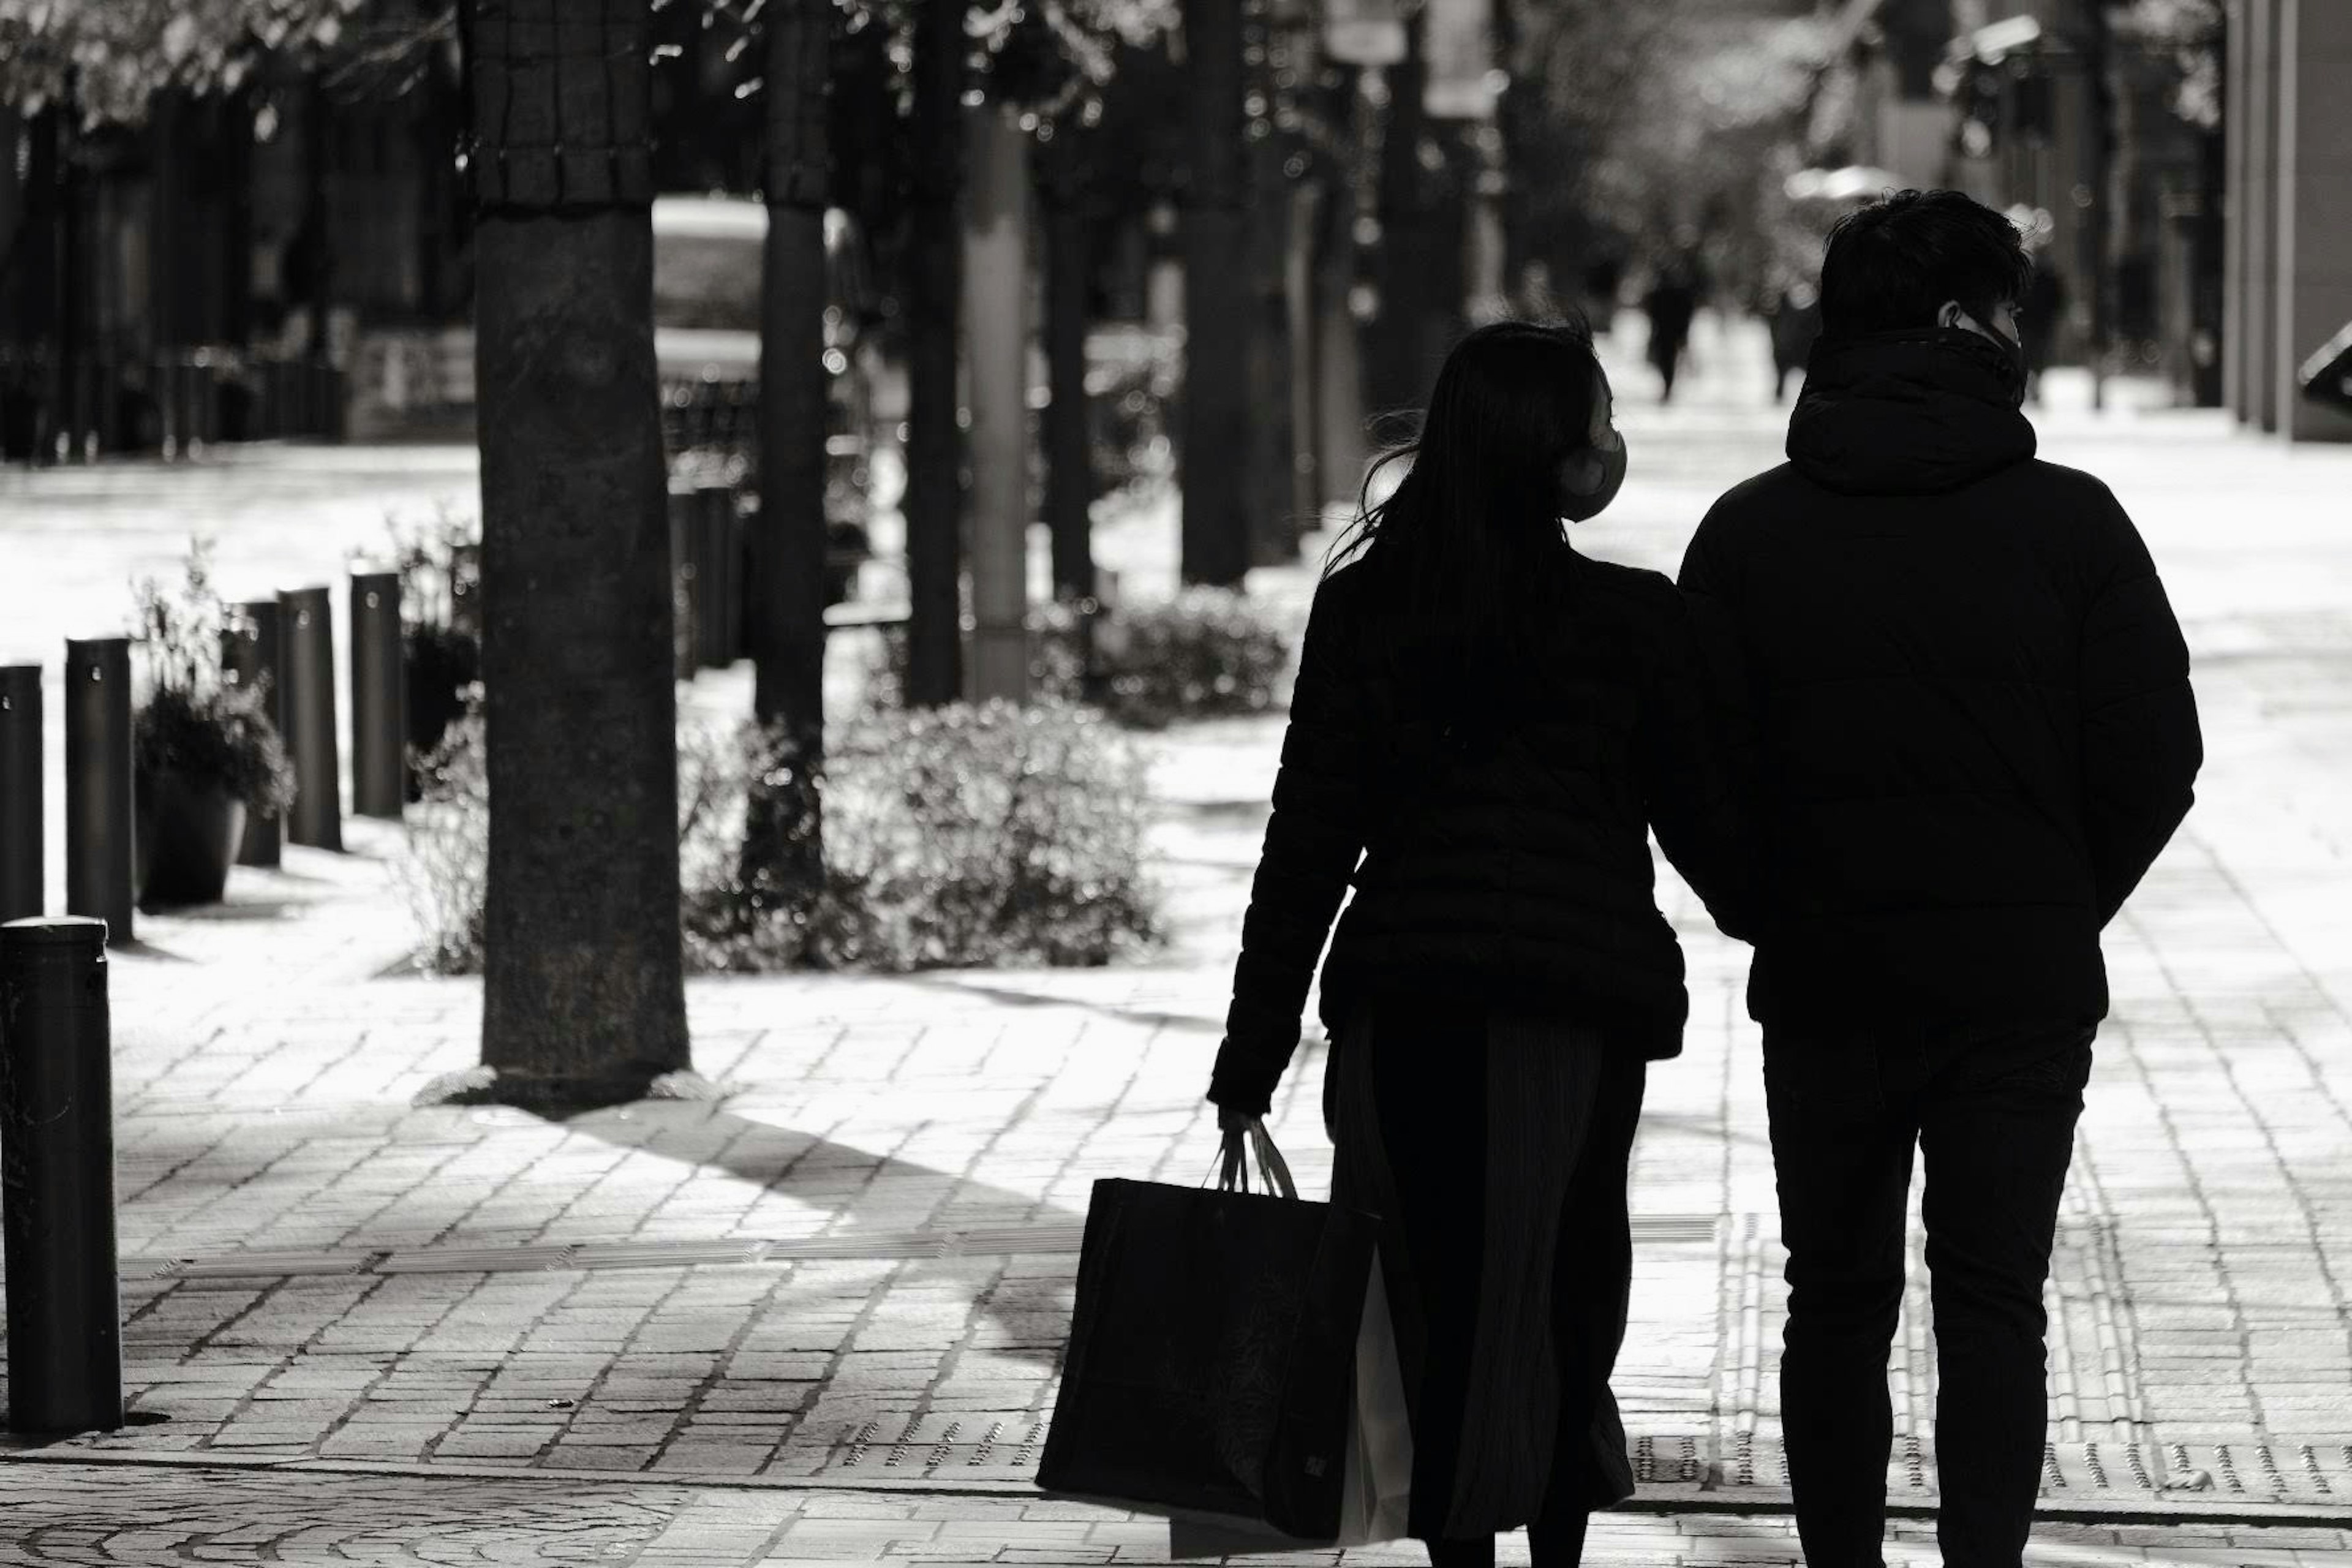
[1205,318,1751,1566]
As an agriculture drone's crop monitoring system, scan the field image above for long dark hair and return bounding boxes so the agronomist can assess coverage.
[1326,317,1606,731]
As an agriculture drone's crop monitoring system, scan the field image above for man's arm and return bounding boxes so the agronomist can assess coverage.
[1672,513,1764,935]
[2079,494,2203,925]
[1638,581,1757,942]
[1208,584,1372,1118]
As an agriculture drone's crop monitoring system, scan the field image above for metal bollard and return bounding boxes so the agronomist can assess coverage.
[0,668,39,924]
[0,916,124,1434]
[62,640,134,944]
[350,572,405,820]
[277,587,342,851]
[221,600,285,868]
[695,484,735,669]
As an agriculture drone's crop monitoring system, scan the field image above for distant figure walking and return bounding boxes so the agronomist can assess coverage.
[1765,277,1823,403]
[1642,255,1700,402]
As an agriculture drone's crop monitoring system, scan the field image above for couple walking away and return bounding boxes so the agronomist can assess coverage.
[1204,189,2204,1567]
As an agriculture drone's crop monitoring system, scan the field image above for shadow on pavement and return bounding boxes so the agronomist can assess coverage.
[546,1100,1084,1371]
[907,974,1223,1035]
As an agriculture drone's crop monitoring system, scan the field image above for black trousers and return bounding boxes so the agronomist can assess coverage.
[1763,1022,2096,1568]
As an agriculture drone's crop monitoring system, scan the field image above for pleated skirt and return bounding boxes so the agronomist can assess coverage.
[1322,994,1645,1541]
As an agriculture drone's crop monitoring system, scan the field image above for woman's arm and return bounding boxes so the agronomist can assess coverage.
[1207,584,1374,1118]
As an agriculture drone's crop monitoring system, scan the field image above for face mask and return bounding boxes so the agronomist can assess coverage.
[1953,311,2028,407]
[1561,431,1628,522]
[1990,324,2028,407]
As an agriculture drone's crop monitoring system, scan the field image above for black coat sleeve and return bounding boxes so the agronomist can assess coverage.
[1209,584,1373,1118]
[1637,575,1758,943]
[2078,496,2202,926]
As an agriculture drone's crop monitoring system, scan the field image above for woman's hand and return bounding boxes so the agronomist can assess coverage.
[1215,1103,1260,1136]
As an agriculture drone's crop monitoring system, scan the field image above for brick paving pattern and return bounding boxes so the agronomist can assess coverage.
[0,320,2348,1559]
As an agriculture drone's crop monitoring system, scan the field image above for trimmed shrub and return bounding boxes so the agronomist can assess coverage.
[399,696,1158,975]
[803,696,1158,969]
[856,586,1299,730]
[1033,587,1297,729]
[396,709,489,974]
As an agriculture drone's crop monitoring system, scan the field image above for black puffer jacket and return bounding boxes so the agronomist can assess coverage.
[1677,327,2202,1033]
[1207,549,1752,1119]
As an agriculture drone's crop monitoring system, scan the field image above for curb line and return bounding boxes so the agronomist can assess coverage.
[5,1447,2350,1531]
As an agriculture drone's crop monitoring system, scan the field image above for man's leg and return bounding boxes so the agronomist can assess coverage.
[1919,1029,2094,1568]
[1765,1034,1918,1568]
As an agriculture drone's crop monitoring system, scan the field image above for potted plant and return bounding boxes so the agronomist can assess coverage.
[130,543,297,910]
[383,506,483,801]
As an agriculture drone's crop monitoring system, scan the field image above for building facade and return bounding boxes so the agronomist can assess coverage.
[2225,0,2352,440]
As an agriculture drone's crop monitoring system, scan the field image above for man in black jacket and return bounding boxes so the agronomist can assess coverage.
[1678,190,2201,1567]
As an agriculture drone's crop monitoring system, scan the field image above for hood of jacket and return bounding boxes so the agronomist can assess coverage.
[1786,327,2037,496]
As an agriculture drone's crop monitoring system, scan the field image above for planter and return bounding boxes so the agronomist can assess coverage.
[136,772,249,911]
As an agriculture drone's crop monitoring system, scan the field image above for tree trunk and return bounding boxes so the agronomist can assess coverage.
[1243,131,1299,566]
[1313,72,1370,512]
[304,72,339,437]
[963,107,1032,704]
[754,0,831,747]
[17,105,60,462]
[1180,0,1252,587]
[448,0,695,1112]
[1368,13,1435,415]
[1284,178,1324,532]
[744,0,834,900]
[903,0,966,706]
[1039,132,1096,606]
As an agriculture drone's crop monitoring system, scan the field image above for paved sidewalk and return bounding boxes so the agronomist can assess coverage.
[4,1458,2351,1566]
[1,318,2350,1561]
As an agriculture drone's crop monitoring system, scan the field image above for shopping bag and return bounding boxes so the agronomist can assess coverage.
[1166,1242,1415,1558]
[1035,1121,1379,1541]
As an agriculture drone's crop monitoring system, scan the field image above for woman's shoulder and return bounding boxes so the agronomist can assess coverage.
[1567,553,1681,617]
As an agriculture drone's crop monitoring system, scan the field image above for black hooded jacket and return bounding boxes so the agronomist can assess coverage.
[1678,327,2203,1033]
[1207,548,1755,1120]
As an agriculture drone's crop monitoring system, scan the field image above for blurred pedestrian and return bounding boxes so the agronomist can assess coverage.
[1642,254,1700,403]
[1764,275,1823,404]
[1679,189,2203,1568]
[1206,318,1753,1568]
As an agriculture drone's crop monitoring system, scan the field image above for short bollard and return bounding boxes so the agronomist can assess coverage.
[0,667,40,924]
[350,571,405,820]
[62,640,134,944]
[222,600,285,868]
[695,484,735,669]
[0,916,124,1435]
[279,587,343,851]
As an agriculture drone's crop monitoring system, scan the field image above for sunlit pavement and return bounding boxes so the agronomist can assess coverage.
[2,318,2351,1560]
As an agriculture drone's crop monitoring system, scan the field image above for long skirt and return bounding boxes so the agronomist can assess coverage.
[1322,993,1645,1541]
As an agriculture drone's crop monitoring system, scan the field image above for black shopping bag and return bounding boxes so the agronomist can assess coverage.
[1036,1121,1381,1541]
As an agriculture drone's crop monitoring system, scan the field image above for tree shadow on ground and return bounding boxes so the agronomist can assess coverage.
[539,1098,1087,1371]
[110,935,194,963]
[107,1096,1091,1373]
[906,973,1222,1035]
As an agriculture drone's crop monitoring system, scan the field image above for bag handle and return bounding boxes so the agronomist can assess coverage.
[1207,1117,1299,1201]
